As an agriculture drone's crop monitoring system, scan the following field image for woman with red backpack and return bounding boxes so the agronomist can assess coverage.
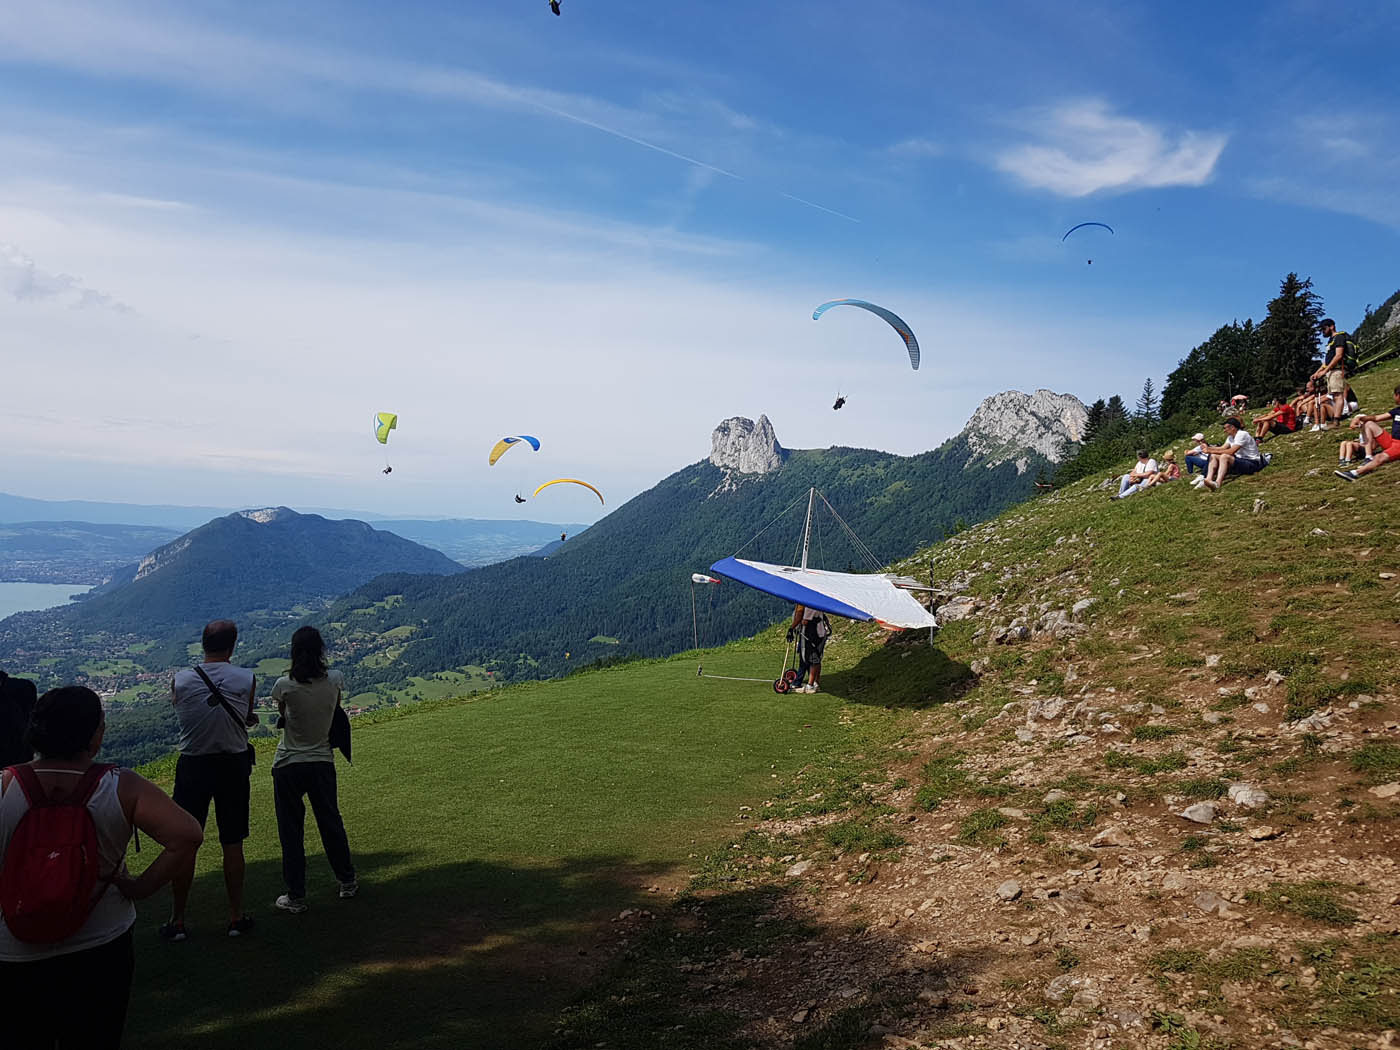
[0,687,203,1049]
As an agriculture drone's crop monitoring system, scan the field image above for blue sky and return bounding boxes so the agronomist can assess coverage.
[1,0,1396,520]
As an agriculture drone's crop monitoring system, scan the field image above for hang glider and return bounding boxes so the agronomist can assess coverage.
[710,557,935,630]
[707,487,935,631]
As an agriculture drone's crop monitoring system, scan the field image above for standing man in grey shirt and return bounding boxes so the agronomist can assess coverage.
[162,620,259,940]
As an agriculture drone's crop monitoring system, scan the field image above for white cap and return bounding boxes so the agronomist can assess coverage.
[1191,433,1205,442]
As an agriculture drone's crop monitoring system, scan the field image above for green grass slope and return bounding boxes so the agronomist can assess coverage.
[122,637,937,1050]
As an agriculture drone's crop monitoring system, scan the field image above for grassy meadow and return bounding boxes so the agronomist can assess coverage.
[122,637,923,1050]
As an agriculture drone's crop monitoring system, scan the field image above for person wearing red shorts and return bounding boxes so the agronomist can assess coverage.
[1336,385,1400,481]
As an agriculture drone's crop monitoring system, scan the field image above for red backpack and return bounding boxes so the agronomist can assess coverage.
[1,763,116,943]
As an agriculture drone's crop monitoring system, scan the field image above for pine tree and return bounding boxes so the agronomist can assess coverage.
[1256,273,1324,398]
[1104,395,1128,423]
[1082,399,1106,443]
[1135,377,1159,422]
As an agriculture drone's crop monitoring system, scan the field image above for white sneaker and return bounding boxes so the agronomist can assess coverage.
[1309,424,1322,432]
[275,894,308,914]
[806,684,820,694]
[1318,424,1329,431]
[1191,476,1206,488]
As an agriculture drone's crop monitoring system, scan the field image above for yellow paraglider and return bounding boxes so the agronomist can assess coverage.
[374,412,398,474]
[533,478,604,505]
[374,413,398,443]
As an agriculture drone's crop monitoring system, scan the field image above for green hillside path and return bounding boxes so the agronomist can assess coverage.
[124,644,903,1050]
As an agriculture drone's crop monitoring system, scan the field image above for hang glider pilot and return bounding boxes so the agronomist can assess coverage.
[786,604,831,694]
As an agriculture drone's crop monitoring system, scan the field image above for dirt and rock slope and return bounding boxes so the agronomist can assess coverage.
[551,365,1400,1050]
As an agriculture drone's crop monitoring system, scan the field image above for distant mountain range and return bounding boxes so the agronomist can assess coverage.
[0,508,466,676]
[0,521,183,584]
[0,492,584,571]
[327,391,1086,685]
[71,507,463,629]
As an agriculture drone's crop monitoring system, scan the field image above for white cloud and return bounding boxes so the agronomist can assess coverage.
[0,242,131,311]
[994,100,1227,197]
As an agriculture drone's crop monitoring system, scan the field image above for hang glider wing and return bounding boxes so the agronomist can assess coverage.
[709,556,936,630]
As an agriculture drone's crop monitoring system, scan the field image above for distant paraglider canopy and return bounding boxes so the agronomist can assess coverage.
[1061,222,1114,241]
[374,412,397,474]
[374,413,398,444]
[489,435,541,466]
[534,478,605,504]
[812,299,920,370]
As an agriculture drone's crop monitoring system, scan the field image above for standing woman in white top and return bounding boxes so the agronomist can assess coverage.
[0,686,202,1050]
[270,627,357,914]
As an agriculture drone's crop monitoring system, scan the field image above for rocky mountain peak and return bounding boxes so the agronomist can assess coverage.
[238,507,294,524]
[709,415,784,475]
[964,389,1087,472]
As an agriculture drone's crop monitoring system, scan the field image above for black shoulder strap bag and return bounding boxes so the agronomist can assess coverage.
[192,666,256,771]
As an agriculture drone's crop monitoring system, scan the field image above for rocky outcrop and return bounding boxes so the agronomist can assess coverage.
[238,507,294,525]
[709,416,784,475]
[134,536,193,581]
[964,390,1087,471]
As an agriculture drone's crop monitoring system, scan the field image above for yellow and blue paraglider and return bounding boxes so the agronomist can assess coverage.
[374,412,398,474]
[533,478,604,505]
[488,435,541,466]
[812,300,920,370]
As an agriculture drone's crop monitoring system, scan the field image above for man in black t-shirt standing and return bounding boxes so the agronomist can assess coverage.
[1310,319,1350,431]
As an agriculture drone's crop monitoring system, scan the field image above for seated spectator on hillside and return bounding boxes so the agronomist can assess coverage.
[1340,384,1359,420]
[1195,417,1264,490]
[1290,382,1317,427]
[1144,450,1181,489]
[1337,385,1400,482]
[1116,449,1158,498]
[1252,396,1297,440]
[1184,433,1210,475]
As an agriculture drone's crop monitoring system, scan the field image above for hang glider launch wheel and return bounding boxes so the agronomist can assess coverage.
[783,669,799,684]
[773,677,791,694]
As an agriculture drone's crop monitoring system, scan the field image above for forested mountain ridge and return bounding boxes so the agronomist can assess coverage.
[68,508,464,631]
[327,399,1083,685]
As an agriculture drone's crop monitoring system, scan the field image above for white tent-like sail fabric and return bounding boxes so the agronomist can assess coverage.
[710,556,936,630]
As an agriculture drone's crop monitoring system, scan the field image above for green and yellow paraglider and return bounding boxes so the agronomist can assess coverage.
[533,478,604,505]
[374,412,397,474]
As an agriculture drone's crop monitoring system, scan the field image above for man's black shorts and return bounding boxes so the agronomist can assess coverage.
[173,752,251,844]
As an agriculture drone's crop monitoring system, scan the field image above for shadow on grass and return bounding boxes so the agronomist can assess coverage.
[547,882,1002,1050]
[822,633,973,710]
[126,850,674,1050]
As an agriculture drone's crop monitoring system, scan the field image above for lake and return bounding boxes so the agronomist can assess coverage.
[0,582,94,620]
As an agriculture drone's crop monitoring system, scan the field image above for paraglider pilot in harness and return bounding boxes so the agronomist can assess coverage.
[786,604,830,694]
[514,494,526,504]
[832,394,846,411]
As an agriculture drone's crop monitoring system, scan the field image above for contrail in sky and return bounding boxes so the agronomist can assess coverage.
[525,99,860,224]
[778,192,862,224]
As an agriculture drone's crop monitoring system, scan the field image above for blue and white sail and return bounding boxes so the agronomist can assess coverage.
[709,557,936,630]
